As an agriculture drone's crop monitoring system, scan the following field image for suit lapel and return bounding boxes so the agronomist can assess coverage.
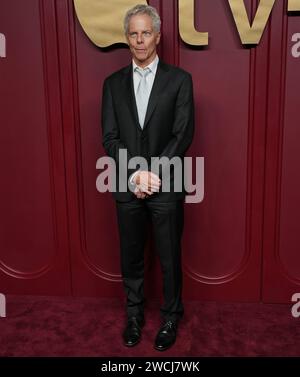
[122,59,170,130]
[143,61,170,129]
[122,64,140,126]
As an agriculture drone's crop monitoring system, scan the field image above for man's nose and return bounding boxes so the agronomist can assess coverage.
[137,34,144,44]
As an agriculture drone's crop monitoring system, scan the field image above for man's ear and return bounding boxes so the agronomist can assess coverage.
[156,32,161,45]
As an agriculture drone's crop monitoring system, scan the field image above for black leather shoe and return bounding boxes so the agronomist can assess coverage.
[154,319,177,351]
[122,316,145,347]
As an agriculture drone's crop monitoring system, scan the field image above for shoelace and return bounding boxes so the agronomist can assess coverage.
[162,320,176,330]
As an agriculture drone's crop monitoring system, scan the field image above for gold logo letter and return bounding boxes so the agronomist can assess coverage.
[74,0,148,47]
[228,0,275,45]
[179,0,208,46]
[288,0,300,11]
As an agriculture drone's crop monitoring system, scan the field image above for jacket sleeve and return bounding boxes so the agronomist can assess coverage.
[152,73,195,178]
[101,78,136,190]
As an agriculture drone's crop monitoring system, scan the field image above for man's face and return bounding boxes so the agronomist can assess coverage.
[126,14,161,67]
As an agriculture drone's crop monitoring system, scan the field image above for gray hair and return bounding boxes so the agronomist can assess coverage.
[124,4,161,34]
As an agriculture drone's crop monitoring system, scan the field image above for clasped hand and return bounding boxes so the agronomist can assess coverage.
[133,171,161,199]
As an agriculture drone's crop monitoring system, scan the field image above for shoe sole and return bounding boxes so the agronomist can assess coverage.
[123,339,141,347]
[154,339,176,351]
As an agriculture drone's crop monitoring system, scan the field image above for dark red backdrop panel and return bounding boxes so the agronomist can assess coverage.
[0,0,71,295]
[0,0,299,303]
[262,0,300,303]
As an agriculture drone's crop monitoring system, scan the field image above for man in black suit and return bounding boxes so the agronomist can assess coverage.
[101,4,194,351]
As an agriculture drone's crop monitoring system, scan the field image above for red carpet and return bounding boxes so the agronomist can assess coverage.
[0,295,299,356]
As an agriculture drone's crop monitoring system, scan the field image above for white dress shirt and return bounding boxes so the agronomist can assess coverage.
[132,54,159,96]
[130,55,159,186]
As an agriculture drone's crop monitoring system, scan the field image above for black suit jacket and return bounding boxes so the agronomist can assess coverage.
[101,59,195,202]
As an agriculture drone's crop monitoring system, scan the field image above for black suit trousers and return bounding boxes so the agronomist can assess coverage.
[116,197,185,323]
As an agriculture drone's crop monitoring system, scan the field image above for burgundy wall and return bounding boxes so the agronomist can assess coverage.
[0,0,299,303]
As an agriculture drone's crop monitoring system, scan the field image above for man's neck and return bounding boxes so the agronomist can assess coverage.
[133,54,158,69]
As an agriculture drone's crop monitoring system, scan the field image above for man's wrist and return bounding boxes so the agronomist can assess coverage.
[129,171,140,185]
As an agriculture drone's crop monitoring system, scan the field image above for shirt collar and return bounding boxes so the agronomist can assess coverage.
[132,54,159,74]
